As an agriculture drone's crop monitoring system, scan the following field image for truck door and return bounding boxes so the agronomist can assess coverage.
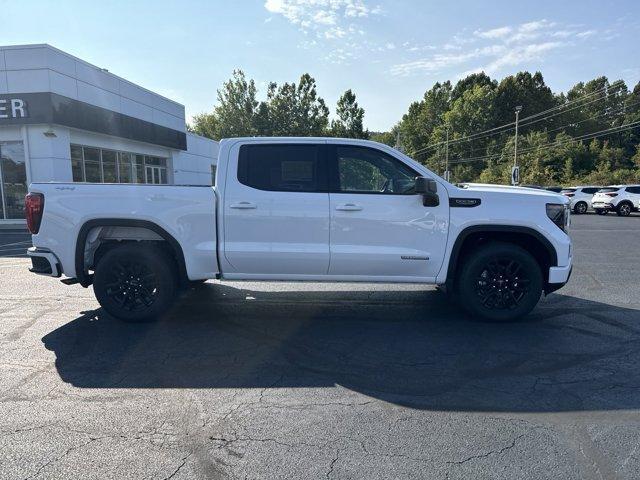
[327,144,449,280]
[223,142,330,276]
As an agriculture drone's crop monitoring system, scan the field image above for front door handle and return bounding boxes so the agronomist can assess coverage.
[230,201,257,209]
[335,203,363,211]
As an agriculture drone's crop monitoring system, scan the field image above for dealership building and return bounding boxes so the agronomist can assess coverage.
[0,44,218,225]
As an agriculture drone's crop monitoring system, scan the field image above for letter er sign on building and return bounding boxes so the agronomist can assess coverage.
[0,98,27,119]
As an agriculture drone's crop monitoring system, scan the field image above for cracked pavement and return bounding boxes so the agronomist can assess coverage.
[1,214,640,479]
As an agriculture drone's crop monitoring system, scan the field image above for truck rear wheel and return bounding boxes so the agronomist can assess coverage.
[93,243,177,322]
[457,242,543,322]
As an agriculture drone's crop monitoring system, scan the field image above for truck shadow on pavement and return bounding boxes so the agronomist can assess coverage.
[42,283,640,412]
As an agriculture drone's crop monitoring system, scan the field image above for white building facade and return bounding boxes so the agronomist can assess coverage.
[0,44,218,224]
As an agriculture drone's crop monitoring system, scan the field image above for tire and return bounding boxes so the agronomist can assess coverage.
[596,209,608,215]
[616,202,632,217]
[574,202,588,215]
[457,242,543,322]
[93,243,177,322]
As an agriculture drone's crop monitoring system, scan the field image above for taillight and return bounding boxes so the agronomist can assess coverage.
[563,193,575,197]
[25,193,45,234]
[605,193,618,197]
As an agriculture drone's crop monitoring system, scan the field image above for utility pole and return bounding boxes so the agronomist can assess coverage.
[514,105,522,168]
[445,125,449,181]
[395,130,404,153]
[512,105,522,185]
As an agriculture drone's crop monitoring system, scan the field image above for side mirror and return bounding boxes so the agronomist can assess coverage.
[415,177,440,207]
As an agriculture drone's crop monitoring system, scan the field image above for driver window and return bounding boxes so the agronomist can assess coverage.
[336,146,417,194]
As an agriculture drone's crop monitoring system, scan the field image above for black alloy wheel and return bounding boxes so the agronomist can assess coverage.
[474,258,529,311]
[103,259,158,312]
[93,244,176,322]
[457,242,543,322]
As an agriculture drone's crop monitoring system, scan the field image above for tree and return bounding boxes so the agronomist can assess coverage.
[331,89,368,139]
[189,112,219,139]
[370,130,396,147]
[214,70,259,138]
[265,74,329,136]
[451,72,496,102]
[190,70,258,140]
[397,81,452,160]
[494,72,556,129]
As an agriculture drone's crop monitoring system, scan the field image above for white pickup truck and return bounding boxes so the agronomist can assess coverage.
[25,138,572,322]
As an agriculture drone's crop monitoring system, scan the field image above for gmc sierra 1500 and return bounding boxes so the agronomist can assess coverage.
[26,137,572,322]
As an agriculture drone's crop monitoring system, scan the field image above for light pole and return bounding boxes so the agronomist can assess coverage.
[444,124,449,181]
[514,105,522,168]
[512,106,523,185]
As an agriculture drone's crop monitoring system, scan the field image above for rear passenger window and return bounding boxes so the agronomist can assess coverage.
[626,186,640,194]
[238,144,325,192]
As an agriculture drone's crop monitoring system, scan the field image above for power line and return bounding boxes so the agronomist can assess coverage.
[448,98,639,165]
[418,83,624,156]
[449,120,640,165]
[408,80,626,157]
[540,99,640,136]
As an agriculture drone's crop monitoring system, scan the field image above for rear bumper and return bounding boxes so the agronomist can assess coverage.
[592,202,614,210]
[27,247,62,277]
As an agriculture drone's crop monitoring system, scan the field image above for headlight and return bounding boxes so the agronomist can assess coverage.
[546,203,570,232]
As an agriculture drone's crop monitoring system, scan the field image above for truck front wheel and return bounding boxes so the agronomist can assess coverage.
[457,242,543,322]
[93,243,177,322]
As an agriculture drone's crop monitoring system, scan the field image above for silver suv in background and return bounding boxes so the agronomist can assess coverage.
[560,186,601,214]
[592,185,640,216]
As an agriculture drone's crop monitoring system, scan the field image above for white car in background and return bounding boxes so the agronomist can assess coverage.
[560,186,602,214]
[592,185,640,216]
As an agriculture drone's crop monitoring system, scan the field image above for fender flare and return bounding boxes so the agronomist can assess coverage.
[75,218,188,287]
[445,225,558,289]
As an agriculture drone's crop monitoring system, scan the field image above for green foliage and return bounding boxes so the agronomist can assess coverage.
[369,131,395,146]
[331,89,368,139]
[191,71,365,140]
[263,74,330,136]
[389,71,640,185]
[190,69,640,186]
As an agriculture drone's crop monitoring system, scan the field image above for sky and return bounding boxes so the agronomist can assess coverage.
[1,0,639,131]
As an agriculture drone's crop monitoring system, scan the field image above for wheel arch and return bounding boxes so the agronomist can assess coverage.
[75,218,188,287]
[445,225,557,293]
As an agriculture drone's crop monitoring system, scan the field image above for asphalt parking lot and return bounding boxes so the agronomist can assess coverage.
[1,213,640,479]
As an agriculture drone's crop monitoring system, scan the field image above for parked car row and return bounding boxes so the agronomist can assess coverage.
[561,185,640,216]
[458,183,640,217]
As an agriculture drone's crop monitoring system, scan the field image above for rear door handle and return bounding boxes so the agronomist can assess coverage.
[230,201,257,209]
[335,203,363,211]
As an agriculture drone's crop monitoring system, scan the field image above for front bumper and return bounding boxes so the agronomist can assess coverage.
[27,247,62,277]
[549,262,572,284]
[545,256,573,294]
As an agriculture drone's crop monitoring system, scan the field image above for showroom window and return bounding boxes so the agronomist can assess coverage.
[70,144,169,184]
[0,141,28,220]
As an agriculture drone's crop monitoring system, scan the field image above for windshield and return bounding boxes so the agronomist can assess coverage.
[561,188,577,193]
[598,187,620,193]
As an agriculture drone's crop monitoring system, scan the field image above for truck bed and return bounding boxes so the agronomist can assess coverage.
[29,183,218,280]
